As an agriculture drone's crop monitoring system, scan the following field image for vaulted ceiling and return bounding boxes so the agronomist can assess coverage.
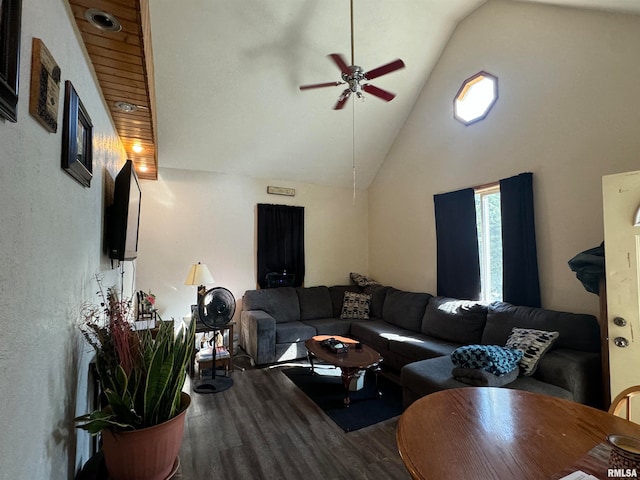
[69,0,640,187]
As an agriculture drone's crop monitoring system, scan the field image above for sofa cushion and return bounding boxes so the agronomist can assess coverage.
[363,284,390,319]
[421,296,488,344]
[401,356,574,402]
[481,302,600,352]
[387,333,459,361]
[350,319,404,353]
[340,291,371,319]
[382,288,432,332]
[533,348,602,407]
[275,321,316,344]
[402,356,471,398]
[275,341,308,363]
[350,272,380,287]
[302,318,354,337]
[296,286,332,321]
[243,287,300,323]
[328,285,362,318]
[451,345,523,376]
[452,367,519,387]
[505,327,559,376]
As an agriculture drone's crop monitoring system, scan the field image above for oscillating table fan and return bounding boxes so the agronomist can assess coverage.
[193,287,236,394]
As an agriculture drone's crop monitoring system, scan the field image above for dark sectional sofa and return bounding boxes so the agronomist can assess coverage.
[239,284,603,408]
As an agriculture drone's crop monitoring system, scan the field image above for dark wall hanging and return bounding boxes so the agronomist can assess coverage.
[29,38,61,132]
[61,81,93,187]
[257,203,305,289]
[0,0,23,122]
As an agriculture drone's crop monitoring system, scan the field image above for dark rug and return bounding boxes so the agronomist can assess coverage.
[282,365,404,432]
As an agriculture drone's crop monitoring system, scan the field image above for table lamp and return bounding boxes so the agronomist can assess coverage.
[184,262,214,305]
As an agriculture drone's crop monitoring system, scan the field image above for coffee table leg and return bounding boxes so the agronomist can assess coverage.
[341,368,356,407]
[308,351,315,375]
[372,364,383,399]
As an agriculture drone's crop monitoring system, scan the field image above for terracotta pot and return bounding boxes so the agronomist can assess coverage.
[101,392,191,480]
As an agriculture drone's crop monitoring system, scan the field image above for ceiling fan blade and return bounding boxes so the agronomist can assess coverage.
[365,59,405,81]
[328,53,352,75]
[362,84,396,102]
[334,90,351,110]
[299,81,343,91]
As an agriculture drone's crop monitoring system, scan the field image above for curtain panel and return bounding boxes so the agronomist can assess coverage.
[433,188,481,300]
[257,204,305,288]
[500,172,541,307]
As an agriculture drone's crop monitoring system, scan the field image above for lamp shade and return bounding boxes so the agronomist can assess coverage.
[184,262,214,286]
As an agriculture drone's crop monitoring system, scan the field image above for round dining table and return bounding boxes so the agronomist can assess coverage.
[397,387,640,479]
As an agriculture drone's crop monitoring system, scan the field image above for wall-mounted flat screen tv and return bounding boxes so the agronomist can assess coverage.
[107,160,141,261]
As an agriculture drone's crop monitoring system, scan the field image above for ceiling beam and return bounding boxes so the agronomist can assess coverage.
[68,0,158,180]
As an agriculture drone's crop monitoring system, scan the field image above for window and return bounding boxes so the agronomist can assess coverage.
[475,185,502,302]
[454,71,498,125]
[434,173,540,307]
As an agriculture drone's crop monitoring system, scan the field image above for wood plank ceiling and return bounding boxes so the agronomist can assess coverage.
[67,0,157,180]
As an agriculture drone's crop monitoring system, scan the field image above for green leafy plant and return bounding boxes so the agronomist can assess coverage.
[75,276,195,434]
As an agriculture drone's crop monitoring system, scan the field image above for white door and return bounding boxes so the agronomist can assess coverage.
[603,170,640,413]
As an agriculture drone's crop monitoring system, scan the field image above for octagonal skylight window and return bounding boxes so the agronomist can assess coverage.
[454,71,498,125]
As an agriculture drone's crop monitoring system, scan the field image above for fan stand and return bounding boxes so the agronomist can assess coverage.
[194,330,233,394]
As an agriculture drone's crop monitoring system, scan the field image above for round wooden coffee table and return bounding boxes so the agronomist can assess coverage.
[304,335,383,407]
[397,387,640,479]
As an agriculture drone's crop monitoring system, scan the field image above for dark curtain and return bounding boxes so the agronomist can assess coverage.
[433,188,481,300]
[500,172,541,307]
[257,204,305,288]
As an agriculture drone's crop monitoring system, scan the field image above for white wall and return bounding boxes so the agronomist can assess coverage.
[136,168,369,326]
[0,0,127,478]
[369,0,640,315]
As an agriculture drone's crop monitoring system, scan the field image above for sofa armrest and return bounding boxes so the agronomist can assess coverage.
[240,310,277,365]
[533,348,602,408]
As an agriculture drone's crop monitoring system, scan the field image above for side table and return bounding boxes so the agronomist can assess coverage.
[185,314,235,376]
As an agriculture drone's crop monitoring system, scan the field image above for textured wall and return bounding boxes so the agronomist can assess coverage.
[0,0,127,478]
[368,0,640,315]
[135,168,369,325]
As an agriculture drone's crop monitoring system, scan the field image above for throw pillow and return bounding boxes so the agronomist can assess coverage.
[340,291,372,320]
[505,327,559,376]
[421,296,488,344]
[350,272,380,287]
[450,344,523,376]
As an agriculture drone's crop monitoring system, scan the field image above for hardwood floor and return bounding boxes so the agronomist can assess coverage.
[174,359,411,479]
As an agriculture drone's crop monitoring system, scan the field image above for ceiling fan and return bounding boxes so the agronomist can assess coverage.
[299,0,405,110]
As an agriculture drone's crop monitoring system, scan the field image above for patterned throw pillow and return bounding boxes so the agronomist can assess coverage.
[505,327,559,376]
[350,272,380,287]
[340,291,372,320]
[450,345,523,376]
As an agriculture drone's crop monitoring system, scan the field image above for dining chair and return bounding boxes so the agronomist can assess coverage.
[609,385,640,422]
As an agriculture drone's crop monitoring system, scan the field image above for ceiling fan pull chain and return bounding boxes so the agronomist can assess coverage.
[353,166,356,205]
[352,99,356,205]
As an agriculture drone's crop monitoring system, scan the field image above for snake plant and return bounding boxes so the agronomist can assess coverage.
[75,281,195,434]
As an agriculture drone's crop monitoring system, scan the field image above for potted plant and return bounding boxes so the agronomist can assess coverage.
[75,277,195,480]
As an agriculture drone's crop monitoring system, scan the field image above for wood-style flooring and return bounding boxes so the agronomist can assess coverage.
[174,358,411,479]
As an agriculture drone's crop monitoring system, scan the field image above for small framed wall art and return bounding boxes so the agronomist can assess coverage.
[29,38,61,132]
[61,81,93,187]
[0,0,23,122]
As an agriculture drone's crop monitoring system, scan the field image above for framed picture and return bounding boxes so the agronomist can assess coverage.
[0,0,23,122]
[61,81,93,187]
[29,38,61,132]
